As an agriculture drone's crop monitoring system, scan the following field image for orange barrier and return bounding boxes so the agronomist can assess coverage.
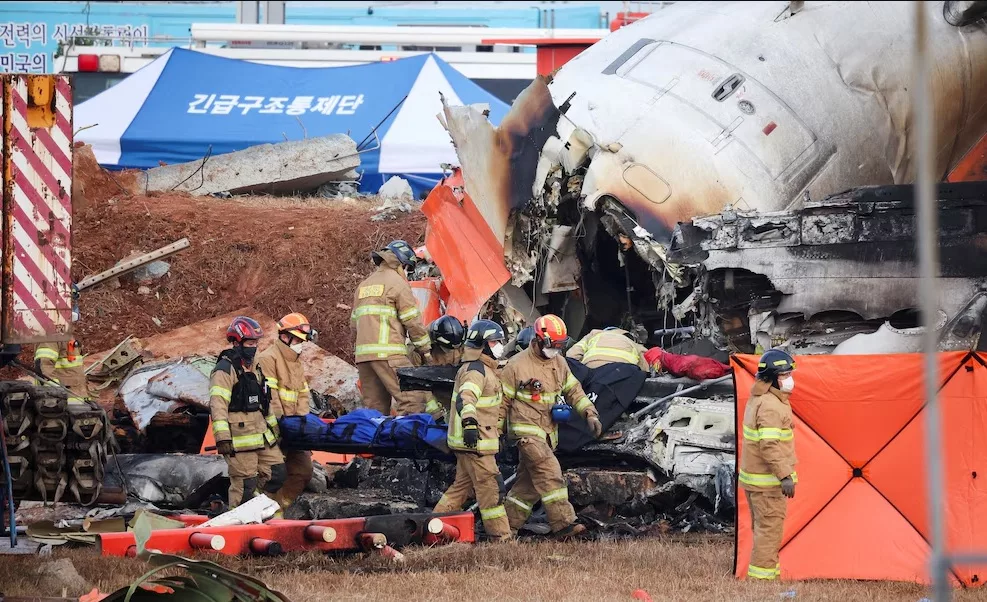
[733,351,987,587]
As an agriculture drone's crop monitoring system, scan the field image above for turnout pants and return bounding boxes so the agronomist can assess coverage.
[745,489,788,580]
[504,437,576,534]
[434,453,510,540]
[273,449,313,508]
[226,445,284,508]
[357,357,427,415]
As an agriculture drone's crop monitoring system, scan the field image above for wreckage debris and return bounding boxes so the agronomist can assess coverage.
[143,134,360,197]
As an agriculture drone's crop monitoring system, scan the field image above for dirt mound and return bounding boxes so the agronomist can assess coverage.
[72,143,142,210]
[72,192,426,361]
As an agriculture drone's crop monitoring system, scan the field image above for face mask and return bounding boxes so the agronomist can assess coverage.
[490,342,505,359]
[71,308,80,323]
[542,348,559,359]
[290,342,305,355]
[779,375,795,393]
[240,346,257,364]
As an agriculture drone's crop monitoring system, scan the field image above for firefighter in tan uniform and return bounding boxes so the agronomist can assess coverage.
[433,319,511,540]
[566,327,650,372]
[422,315,467,420]
[257,312,318,509]
[209,316,286,508]
[34,339,90,403]
[352,240,432,415]
[500,314,604,539]
[739,348,798,581]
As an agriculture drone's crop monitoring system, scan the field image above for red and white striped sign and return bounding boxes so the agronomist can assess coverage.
[2,75,73,343]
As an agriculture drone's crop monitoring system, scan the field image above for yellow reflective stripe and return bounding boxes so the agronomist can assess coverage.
[461,403,477,417]
[743,425,793,442]
[264,428,278,445]
[265,377,279,387]
[301,384,310,393]
[34,348,59,361]
[447,435,499,452]
[739,471,799,487]
[497,418,505,431]
[747,564,780,580]
[541,487,569,505]
[67,397,87,405]
[212,420,230,434]
[480,505,507,521]
[584,346,639,364]
[502,383,517,398]
[510,423,547,439]
[573,397,593,414]
[515,390,558,404]
[279,389,299,402]
[232,433,265,450]
[210,386,232,401]
[506,496,533,513]
[562,373,579,393]
[352,305,398,318]
[54,358,84,369]
[476,395,501,409]
[411,334,430,348]
[458,382,482,398]
[355,344,408,356]
[266,414,279,428]
[398,306,420,321]
[425,399,442,415]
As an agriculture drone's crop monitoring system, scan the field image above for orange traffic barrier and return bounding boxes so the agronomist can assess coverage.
[732,351,987,587]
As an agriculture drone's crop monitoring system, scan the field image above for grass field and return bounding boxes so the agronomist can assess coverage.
[0,534,977,602]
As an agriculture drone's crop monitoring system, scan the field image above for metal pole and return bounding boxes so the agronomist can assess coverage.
[913,3,948,600]
[630,374,733,420]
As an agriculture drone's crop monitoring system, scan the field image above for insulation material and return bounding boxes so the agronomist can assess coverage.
[732,352,987,587]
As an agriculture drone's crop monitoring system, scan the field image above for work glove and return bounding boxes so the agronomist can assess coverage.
[463,417,479,449]
[217,440,235,457]
[780,476,796,499]
[587,414,604,439]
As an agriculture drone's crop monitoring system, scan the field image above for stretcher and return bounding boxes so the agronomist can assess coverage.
[97,512,476,557]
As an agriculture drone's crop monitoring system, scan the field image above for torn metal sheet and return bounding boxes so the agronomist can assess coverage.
[119,357,214,430]
[103,454,227,508]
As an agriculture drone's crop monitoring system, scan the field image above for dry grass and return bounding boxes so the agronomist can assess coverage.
[0,534,979,602]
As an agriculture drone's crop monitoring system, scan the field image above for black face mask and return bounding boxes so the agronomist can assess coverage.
[239,346,258,364]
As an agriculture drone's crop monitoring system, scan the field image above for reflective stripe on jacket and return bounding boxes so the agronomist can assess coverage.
[500,345,597,450]
[209,356,278,452]
[739,381,798,491]
[351,250,431,363]
[447,352,502,454]
[566,329,649,371]
[256,339,310,417]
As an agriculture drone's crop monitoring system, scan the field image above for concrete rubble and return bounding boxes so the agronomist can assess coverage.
[143,134,361,196]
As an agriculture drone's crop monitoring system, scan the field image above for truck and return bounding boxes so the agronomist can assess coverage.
[0,73,111,516]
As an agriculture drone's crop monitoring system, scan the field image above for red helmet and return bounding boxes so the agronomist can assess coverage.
[533,314,567,349]
[227,316,264,344]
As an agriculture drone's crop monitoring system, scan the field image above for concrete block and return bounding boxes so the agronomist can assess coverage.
[144,134,360,196]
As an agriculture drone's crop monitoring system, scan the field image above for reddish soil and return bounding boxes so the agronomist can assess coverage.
[71,165,425,361]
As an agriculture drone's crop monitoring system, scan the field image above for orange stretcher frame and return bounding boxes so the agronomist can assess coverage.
[732,351,987,587]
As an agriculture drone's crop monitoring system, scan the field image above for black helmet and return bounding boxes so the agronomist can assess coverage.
[373,239,418,267]
[429,315,466,349]
[465,319,506,349]
[515,326,535,350]
[756,349,796,383]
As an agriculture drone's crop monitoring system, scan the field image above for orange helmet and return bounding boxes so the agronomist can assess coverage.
[277,312,317,342]
[533,314,568,349]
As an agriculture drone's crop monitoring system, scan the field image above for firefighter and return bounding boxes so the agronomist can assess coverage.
[500,314,604,539]
[739,348,798,581]
[423,315,467,420]
[34,338,89,404]
[433,319,511,541]
[209,316,286,508]
[566,326,650,372]
[257,312,318,509]
[352,240,433,415]
[503,326,535,359]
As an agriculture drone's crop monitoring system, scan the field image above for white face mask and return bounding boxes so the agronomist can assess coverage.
[290,342,306,355]
[779,375,795,393]
[541,348,559,359]
[490,342,505,359]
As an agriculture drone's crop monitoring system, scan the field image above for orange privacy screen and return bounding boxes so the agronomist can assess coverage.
[733,352,987,587]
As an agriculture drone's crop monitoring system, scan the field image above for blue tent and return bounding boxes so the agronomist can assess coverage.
[76,48,509,196]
